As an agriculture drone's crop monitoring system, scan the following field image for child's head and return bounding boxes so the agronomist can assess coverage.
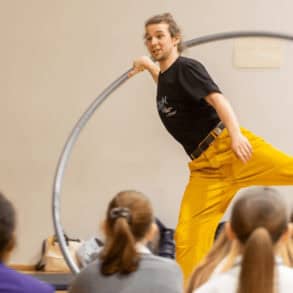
[230,188,288,245]
[0,192,16,262]
[100,190,155,275]
[228,187,289,293]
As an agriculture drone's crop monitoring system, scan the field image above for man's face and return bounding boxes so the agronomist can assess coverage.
[144,23,179,62]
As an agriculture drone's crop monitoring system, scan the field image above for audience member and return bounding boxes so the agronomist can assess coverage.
[69,190,183,293]
[0,192,54,293]
[194,188,293,293]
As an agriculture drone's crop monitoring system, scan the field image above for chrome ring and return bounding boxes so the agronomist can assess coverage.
[52,31,293,274]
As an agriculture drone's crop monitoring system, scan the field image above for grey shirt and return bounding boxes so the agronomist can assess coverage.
[69,253,183,293]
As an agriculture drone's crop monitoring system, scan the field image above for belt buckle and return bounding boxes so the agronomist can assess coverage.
[213,127,222,136]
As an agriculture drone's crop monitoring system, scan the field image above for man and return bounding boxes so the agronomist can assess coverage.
[129,13,293,280]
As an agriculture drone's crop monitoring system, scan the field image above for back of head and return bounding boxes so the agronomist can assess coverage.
[145,12,184,53]
[100,190,153,275]
[231,188,288,293]
[0,192,16,262]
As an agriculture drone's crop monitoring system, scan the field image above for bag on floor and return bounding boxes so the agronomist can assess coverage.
[155,218,175,259]
[76,237,104,268]
[35,234,82,272]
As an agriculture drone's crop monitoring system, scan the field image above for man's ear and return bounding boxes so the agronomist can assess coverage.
[225,222,236,241]
[172,35,180,46]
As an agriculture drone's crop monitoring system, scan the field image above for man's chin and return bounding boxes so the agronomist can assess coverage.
[152,55,164,62]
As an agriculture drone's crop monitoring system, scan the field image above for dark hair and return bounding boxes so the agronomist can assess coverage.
[145,13,184,53]
[99,190,153,275]
[0,192,16,261]
[231,188,288,293]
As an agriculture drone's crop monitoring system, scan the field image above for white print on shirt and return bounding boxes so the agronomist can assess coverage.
[157,96,177,117]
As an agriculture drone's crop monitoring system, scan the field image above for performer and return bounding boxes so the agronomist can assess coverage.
[129,12,293,280]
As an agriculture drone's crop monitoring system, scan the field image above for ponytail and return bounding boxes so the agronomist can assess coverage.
[238,227,275,293]
[100,217,139,275]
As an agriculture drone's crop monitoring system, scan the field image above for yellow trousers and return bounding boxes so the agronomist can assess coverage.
[175,128,293,280]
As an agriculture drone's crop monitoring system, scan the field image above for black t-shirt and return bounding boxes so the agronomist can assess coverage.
[157,56,221,156]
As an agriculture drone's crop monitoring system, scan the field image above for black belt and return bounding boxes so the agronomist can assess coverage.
[190,121,225,160]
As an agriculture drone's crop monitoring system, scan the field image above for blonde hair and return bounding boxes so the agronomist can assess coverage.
[186,230,231,292]
[231,188,288,293]
[279,218,293,267]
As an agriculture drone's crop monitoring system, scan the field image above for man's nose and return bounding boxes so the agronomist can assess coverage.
[151,37,159,45]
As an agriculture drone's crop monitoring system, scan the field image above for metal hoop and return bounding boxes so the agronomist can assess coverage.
[52,31,293,274]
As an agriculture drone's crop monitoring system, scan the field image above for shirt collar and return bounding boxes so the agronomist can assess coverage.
[135,243,151,254]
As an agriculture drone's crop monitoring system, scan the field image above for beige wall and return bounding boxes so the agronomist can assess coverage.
[1,0,293,263]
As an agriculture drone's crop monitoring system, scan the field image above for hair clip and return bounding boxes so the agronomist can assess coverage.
[110,207,131,223]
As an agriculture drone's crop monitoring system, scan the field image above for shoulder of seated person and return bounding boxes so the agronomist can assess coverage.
[141,254,181,269]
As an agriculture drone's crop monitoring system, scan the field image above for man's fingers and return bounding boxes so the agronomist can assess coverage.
[237,149,248,163]
[128,68,141,78]
[231,134,253,163]
[236,144,252,163]
[128,66,145,78]
[128,70,135,78]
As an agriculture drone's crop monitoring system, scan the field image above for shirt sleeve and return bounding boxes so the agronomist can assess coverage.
[178,60,222,102]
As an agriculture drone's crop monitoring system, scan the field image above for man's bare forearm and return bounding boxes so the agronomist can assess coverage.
[205,92,252,162]
[205,92,241,139]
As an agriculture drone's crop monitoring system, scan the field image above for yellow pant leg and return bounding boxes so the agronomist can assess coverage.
[175,129,238,280]
[218,128,293,209]
[175,128,293,281]
[175,180,238,281]
[235,128,293,186]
